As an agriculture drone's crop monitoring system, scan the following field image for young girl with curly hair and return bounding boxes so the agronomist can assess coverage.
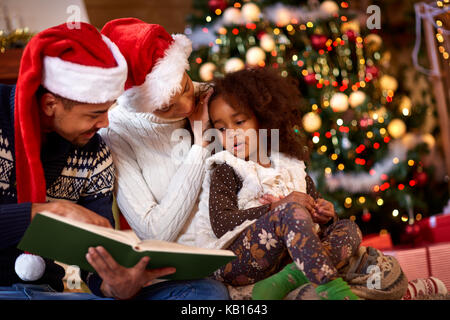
[191,68,362,300]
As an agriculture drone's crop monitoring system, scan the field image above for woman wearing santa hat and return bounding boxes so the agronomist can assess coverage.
[100,19,212,244]
[0,22,228,300]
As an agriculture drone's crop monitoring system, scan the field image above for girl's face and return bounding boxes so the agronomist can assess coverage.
[209,95,260,160]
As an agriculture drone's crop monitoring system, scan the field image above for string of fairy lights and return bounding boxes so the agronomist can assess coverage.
[435,0,450,65]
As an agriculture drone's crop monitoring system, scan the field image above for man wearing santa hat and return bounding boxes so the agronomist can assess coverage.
[0,22,229,300]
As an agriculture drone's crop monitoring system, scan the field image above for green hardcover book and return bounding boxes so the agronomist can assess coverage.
[18,212,236,281]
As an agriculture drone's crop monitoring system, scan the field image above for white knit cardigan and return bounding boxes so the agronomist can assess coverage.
[99,104,209,241]
[178,150,311,249]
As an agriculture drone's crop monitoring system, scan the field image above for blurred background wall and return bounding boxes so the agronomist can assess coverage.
[0,0,192,34]
[84,0,193,33]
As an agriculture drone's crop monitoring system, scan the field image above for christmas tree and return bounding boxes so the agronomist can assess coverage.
[185,0,449,244]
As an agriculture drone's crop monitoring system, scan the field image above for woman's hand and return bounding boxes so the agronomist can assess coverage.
[188,88,213,147]
[86,246,176,300]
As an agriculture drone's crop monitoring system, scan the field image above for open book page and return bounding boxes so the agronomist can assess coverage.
[136,239,236,257]
[38,211,139,247]
[37,211,235,258]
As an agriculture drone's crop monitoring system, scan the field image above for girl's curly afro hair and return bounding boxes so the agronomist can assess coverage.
[209,67,310,161]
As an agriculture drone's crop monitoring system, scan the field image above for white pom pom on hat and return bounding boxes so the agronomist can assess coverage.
[15,253,46,281]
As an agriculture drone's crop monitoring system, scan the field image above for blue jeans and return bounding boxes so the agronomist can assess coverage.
[0,279,230,300]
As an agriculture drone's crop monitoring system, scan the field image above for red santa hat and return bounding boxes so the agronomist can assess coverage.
[15,22,127,204]
[101,18,192,113]
[14,22,127,282]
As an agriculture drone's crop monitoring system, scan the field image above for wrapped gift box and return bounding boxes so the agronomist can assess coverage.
[417,213,450,243]
[383,247,430,281]
[361,233,393,250]
[383,242,450,290]
[428,243,450,291]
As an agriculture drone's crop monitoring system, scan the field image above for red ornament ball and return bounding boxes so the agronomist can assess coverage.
[414,171,428,187]
[345,30,357,42]
[366,65,379,79]
[362,212,371,222]
[311,34,328,50]
[303,73,317,86]
[257,31,266,40]
[208,0,227,12]
[405,223,421,236]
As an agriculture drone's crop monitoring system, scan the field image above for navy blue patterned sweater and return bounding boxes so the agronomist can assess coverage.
[0,84,115,295]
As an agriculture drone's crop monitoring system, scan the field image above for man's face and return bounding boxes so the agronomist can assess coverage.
[40,93,114,146]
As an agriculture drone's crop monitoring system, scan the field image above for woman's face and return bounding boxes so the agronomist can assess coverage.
[209,95,260,160]
[153,72,195,119]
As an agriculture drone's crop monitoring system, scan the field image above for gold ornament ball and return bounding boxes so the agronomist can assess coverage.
[245,46,266,66]
[275,7,291,26]
[364,34,383,50]
[330,92,349,112]
[348,91,366,108]
[223,7,242,25]
[341,20,360,34]
[401,132,435,150]
[399,96,412,113]
[260,34,276,52]
[379,74,398,92]
[319,1,340,15]
[241,2,261,22]
[387,118,406,139]
[369,106,387,120]
[421,133,435,150]
[401,132,417,149]
[302,112,322,133]
[380,51,392,68]
[376,107,387,117]
[224,57,245,73]
[199,62,217,81]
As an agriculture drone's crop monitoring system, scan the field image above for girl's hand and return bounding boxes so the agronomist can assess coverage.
[267,191,316,214]
[312,199,336,224]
